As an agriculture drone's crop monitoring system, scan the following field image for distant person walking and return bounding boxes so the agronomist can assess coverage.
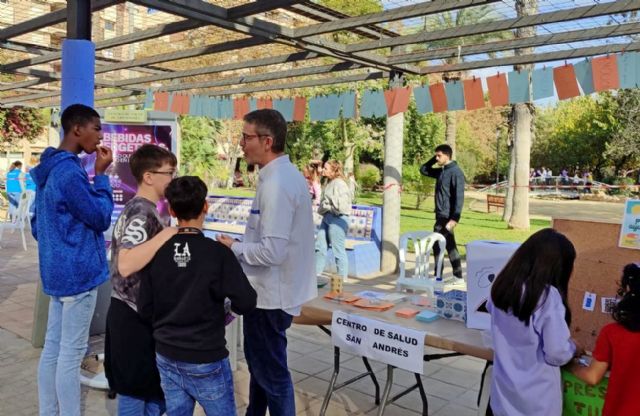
[420,144,465,279]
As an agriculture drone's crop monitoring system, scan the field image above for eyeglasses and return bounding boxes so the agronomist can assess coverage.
[240,133,270,143]
[150,170,178,178]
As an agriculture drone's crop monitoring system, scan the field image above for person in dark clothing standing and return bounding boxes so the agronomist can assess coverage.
[420,144,465,279]
[138,176,257,416]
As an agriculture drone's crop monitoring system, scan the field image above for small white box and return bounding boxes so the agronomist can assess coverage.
[466,241,520,330]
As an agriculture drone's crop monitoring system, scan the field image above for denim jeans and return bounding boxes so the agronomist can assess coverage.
[314,213,349,279]
[156,354,235,416]
[433,218,462,278]
[38,288,98,416]
[243,308,295,416]
[118,394,165,416]
[6,191,20,209]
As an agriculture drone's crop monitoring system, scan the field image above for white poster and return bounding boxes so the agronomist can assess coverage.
[331,311,426,374]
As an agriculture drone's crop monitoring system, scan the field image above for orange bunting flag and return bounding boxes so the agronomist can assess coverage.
[553,65,581,100]
[256,98,273,110]
[463,78,485,110]
[429,83,448,113]
[171,94,190,115]
[293,97,307,121]
[153,92,169,111]
[233,98,250,120]
[383,86,412,117]
[486,74,509,107]
[591,55,620,92]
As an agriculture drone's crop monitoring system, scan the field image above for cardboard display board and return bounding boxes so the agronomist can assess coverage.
[553,218,638,351]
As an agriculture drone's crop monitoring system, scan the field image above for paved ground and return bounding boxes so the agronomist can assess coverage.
[0,231,481,416]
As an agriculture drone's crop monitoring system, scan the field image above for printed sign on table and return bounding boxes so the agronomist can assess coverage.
[331,311,426,373]
[619,199,640,250]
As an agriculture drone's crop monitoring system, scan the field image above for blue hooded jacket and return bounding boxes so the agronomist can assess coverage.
[30,147,114,296]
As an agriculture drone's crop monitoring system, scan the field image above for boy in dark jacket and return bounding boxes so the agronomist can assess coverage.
[420,144,465,279]
[138,176,257,415]
[30,104,114,416]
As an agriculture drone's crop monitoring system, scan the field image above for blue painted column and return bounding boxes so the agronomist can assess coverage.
[60,39,95,112]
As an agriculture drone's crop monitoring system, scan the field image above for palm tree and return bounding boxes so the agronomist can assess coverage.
[421,5,512,157]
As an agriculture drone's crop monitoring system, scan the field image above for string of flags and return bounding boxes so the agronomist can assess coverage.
[148,51,640,121]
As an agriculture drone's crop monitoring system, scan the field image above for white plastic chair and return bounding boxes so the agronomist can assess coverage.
[0,191,34,251]
[396,231,446,292]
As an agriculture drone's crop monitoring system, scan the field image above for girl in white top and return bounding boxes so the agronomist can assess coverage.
[315,160,352,281]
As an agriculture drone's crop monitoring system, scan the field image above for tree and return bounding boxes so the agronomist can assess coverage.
[179,116,229,188]
[604,89,640,173]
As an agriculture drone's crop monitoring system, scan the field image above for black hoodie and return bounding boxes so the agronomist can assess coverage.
[420,156,465,222]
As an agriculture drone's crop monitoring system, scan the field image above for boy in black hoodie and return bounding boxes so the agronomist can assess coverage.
[138,176,256,415]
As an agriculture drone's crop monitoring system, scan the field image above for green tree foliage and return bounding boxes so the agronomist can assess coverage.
[0,107,46,151]
[402,102,444,165]
[604,89,640,172]
[179,116,228,187]
[358,163,381,189]
[402,164,434,209]
[533,95,618,177]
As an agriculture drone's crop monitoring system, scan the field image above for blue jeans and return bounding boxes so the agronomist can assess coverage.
[118,394,165,416]
[156,354,235,416]
[315,213,349,279]
[38,288,98,416]
[6,191,20,209]
[243,308,295,416]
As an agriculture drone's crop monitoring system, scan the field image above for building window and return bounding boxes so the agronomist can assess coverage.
[105,21,115,31]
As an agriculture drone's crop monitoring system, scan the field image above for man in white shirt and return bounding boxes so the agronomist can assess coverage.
[218,109,316,416]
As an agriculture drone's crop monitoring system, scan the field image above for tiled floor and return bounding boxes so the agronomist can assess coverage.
[0,231,484,416]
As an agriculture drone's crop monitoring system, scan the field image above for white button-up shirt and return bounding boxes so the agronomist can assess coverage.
[231,155,317,314]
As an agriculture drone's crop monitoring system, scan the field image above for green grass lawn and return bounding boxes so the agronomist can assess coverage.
[211,188,550,256]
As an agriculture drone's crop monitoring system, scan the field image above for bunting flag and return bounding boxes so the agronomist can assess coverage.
[444,81,464,111]
[532,68,555,100]
[153,92,169,111]
[429,83,448,113]
[486,73,508,107]
[293,97,306,121]
[413,85,433,114]
[508,70,530,104]
[144,88,154,109]
[273,98,294,121]
[361,90,387,117]
[170,94,190,115]
[591,55,620,92]
[249,98,258,112]
[463,78,484,111]
[233,98,250,120]
[554,64,581,100]
[383,87,412,117]
[573,59,595,95]
[618,52,640,89]
[257,98,273,110]
[338,91,356,118]
[219,98,234,119]
[309,95,338,121]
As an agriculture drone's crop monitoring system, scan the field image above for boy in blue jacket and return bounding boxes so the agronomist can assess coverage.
[30,104,114,416]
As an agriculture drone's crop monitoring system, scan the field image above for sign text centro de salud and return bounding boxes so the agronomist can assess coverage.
[331,311,426,374]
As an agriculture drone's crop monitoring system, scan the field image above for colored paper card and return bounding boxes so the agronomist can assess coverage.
[308,96,326,121]
[582,292,596,312]
[416,310,440,323]
[591,55,620,92]
[384,87,411,117]
[429,83,448,113]
[233,98,250,120]
[144,88,153,109]
[169,93,180,113]
[413,85,433,114]
[554,65,581,100]
[395,308,420,318]
[508,70,530,104]
[463,78,484,110]
[219,98,234,119]
[153,92,169,111]
[573,60,595,95]
[486,73,509,107]
[257,98,272,110]
[293,97,307,121]
[444,81,465,111]
[532,68,555,100]
[617,52,640,89]
[172,94,190,115]
[361,90,387,118]
[273,98,294,121]
[249,98,258,112]
[339,91,356,118]
[188,95,199,116]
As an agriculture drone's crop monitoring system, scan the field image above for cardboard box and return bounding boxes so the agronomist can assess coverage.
[466,241,520,330]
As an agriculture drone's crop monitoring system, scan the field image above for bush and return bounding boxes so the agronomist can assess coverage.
[402,164,435,209]
[610,177,636,196]
[357,163,381,190]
